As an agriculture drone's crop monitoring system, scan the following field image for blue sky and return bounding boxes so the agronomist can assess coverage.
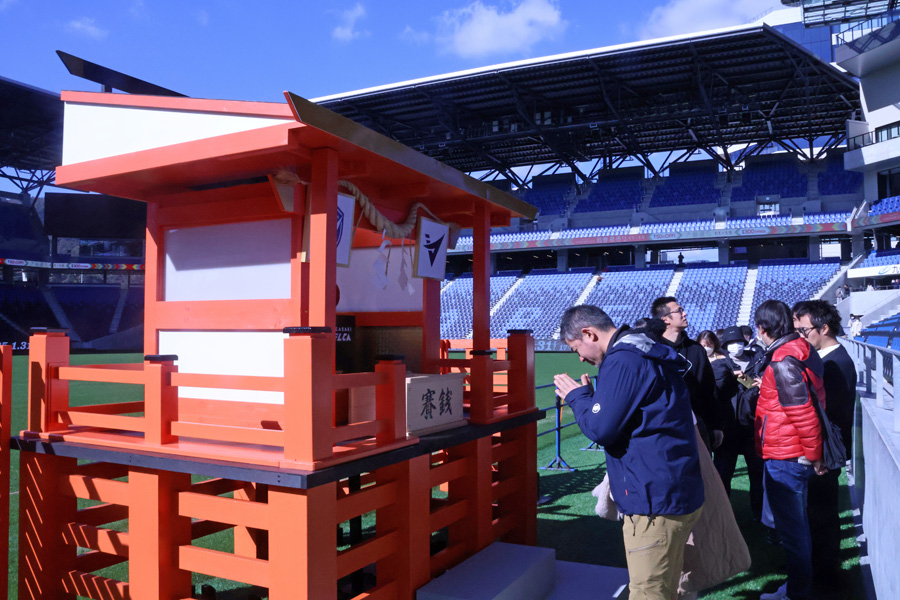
[2,0,780,103]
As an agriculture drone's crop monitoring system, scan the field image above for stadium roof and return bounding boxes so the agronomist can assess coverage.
[314,24,861,183]
[791,0,899,26]
[0,76,63,194]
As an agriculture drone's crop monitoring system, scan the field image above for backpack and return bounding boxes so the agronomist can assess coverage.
[784,355,848,471]
[734,350,768,429]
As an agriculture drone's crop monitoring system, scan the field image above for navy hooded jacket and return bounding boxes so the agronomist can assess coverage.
[564,326,705,516]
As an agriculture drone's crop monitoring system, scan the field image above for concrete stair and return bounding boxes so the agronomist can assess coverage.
[108,285,129,334]
[737,267,759,325]
[40,285,80,342]
[666,268,684,297]
[416,542,628,600]
[639,179,658,211]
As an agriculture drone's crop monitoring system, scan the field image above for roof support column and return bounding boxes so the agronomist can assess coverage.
[808,235,821,262]
[557,249,568,272]
[635,244,646,269]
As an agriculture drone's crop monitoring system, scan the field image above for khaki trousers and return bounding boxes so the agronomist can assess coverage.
[622,507,703,600]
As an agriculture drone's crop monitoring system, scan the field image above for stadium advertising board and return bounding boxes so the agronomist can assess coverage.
[854,212,900,228]
[1,257,143,270]
[452,223,849,253]
[848,264,900,278]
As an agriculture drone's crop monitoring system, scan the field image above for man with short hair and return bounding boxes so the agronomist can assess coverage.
[714,325,764,519]
[792,300,857,597]
[754,300,826,600]
[651,296,722,450]
[742,324,766,352]
[554,304,703,600]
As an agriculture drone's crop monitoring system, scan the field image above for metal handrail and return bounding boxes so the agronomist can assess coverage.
[848,119,900,150]
[847,339,900,433]
[835,10,900,46]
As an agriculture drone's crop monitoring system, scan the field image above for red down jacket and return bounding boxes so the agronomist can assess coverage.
[754,332,825,462]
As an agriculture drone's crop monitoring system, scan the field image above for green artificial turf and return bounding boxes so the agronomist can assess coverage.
[3,352,865,599]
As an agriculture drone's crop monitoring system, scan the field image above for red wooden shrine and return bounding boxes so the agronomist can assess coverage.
[0,90,540,600]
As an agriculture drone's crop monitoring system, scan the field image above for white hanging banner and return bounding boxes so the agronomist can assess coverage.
[414,216,449,280]
[336,192,355,267]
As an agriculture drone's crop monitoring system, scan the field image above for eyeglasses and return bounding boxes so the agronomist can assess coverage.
[795,326,818,337]
[664,307,685,317]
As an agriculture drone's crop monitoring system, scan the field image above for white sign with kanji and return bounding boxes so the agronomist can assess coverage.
[405,372,466,435]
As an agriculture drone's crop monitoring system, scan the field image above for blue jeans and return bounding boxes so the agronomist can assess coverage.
[763,459,815,600]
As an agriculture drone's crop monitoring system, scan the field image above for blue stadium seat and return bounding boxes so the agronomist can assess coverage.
[440,272,521,339]
[581,267,675,329]
[731,158,807,203]
[818,157,863,196]
[574,175,643,213]
[649,169,720,208]
[858,248,900,269]
[521,183,573,216]
[750,259,841,326]
[675,264,748,337]
[868,195,900,215]
[803,211,851,224]
[489,269,595,339]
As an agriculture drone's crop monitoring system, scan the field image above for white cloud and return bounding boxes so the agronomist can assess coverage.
[400,25,431,45]
[0,0,18,11]
[332,3,367,42]
[196,9,209,26]
[436,0,567,59]
[65,17,109,40]
[639,0,778,40]
[129,0,147,19]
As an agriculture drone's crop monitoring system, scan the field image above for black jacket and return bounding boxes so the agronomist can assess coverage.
[709,354,739,426]
[660,332,721,433]
[821,344,857,457]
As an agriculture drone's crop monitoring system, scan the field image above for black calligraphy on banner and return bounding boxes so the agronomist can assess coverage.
[439,388,452,415]
[421,388,437,420]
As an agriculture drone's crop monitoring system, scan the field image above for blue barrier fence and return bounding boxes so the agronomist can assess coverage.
[536,382,582,472]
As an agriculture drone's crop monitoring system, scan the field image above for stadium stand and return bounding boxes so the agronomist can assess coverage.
[725,215,792,228]
[489,271,521,302]
[731,157,807,203]
[0,203,32,237]
[118,286,145,332]
[868,195,900,215]
[749,258,841,325]
[453,230,553,250]
[51,285,119,342]
[574,173,643,213]
[440,272,521,339]
[639,220,715,233]
[818,156,863,196]
[649,168,720,208]
[0,285,60,340]
[489,268,594,339]
[558,225,631,238]
[581,266,675,329]
[521,183,571,216]
[440,274,474,340]
[803,211,851,224]
[855,313,900,349]
[675,264,748,337]
[858,248,900,269]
